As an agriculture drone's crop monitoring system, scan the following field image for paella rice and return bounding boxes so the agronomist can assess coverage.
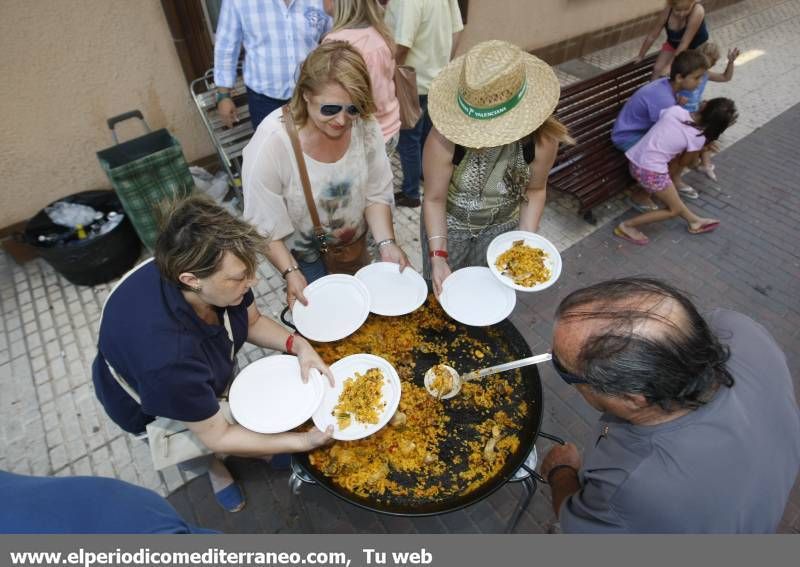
[429,364,455,397]
[333,368,385,429]
[495,239,551,287]
[309,298,533,504]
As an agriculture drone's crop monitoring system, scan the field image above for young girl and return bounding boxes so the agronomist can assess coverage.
[323,0,402,191]
[679,42,740,181]
[614,98,738,245]
[637,0,709,79]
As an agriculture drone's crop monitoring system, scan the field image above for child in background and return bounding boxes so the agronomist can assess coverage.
[612,50,708,211]
[679,43,740,181]
[614,98,738,246]
[637,0,709,79]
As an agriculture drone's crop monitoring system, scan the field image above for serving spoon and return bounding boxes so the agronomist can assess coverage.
[423,353,552,399]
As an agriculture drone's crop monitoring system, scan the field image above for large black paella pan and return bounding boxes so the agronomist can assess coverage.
[292,296,544,516]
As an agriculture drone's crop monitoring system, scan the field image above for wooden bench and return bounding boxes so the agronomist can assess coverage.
[548,54,658,222]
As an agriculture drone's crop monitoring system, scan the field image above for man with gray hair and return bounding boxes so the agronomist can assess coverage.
[541,278,800,533]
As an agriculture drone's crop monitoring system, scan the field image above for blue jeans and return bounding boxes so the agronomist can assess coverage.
[246,88,289,129]
[396,94,431,199]
[297,257,327,283]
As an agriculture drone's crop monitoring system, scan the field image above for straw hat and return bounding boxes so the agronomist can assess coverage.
[428,40,560,149]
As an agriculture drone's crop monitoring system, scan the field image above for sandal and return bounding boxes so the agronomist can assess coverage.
[678,185,699,199]
[614,226,649,245]
[688,221,720,234]
[213,482,246,513]
[625,197,659,213]
[698,164,717,182]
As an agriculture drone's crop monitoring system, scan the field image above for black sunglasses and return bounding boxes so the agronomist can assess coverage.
[551,352,591,386]
[319,103,360,117]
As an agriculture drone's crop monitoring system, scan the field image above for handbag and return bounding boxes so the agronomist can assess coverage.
[394,65,422,129]
[282,105,370,275]
[101,259,235,471]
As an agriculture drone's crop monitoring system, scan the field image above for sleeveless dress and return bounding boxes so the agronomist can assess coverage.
[664,3,709,49]
[421,140,533,278]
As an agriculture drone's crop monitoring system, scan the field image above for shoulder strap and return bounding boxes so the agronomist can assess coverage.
[282,105,325,240]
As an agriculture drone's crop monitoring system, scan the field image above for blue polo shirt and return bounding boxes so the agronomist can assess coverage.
[0,471,217,533]
[92,260,253,434]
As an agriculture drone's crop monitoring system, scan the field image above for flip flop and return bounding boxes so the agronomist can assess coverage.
[625,197,659,213]
[614,226,649,245]
[678,185,699,199]
[688,221,720,235]
[213,482,246,513]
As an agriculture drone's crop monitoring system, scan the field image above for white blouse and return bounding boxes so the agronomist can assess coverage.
[242,109,394,262]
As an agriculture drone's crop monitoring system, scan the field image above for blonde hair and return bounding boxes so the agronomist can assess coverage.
[288,41,377,128]
[668,0,695,7]
[155,195,267,288]
[330,0,395,54]
[699,41,721,65]
[536,116,575,146]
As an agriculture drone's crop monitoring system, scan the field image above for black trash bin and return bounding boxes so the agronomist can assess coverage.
[24,190,142,286]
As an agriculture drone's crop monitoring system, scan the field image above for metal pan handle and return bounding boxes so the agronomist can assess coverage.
[280,306,297,331]
[537,430,566,445]
[106,110,151,144]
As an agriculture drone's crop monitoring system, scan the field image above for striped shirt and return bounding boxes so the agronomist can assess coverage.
[213,0,331,100]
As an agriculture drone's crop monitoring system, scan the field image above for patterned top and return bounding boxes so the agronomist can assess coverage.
[242,110,393,262]
[213,0,331,99]
[446,142,531,237]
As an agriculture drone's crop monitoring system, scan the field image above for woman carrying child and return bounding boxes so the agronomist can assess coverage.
[613,98,738,245]
[637,0,709,79]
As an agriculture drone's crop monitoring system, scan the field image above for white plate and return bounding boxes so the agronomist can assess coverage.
[439,266,516,326]
[312,354,401,441]
[355,262,428,316]
[292,274,371,342]
[229,355,325,434]
[486,231,562,292]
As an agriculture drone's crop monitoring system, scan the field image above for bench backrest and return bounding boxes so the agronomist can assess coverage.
[549,54,658,214]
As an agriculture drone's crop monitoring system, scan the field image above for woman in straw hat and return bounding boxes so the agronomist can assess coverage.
[422,40,573,296]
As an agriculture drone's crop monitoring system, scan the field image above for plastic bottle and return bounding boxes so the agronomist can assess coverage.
[75,224,88,240]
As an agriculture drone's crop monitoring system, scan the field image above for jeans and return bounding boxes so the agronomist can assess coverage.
[246,88,289,129]
[297,256,327,283]
[396,94,431,199]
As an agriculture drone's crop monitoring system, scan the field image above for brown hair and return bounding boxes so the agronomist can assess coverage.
[536,116,575,146]
[154,195,267,288]
[330,0,395,54]
[288,41,377,128]
[670,49,708,81]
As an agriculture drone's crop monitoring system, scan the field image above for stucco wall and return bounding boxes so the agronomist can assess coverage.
[0,0,213,228]
[457,0,665,53]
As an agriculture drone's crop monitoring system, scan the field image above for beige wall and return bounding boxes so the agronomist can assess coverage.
[457,0,664,53]
[0,0,213,228]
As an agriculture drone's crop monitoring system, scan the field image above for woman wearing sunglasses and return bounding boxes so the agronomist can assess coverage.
[242,41,410,308]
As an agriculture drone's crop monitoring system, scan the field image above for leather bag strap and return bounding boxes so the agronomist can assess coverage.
[282,105,325,241]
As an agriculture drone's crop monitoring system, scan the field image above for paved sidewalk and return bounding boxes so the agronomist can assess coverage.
[0,0,797,533]
[168,102,800,534]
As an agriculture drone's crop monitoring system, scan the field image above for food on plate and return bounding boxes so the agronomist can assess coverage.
[332,367,385,430]
[494,239,551,287]
[429,364,455,398]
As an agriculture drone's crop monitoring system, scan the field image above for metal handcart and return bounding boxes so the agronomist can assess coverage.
[96,111,194,250]
[190,66,254,191]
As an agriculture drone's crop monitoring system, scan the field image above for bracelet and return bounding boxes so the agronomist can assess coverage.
[215,91,231,103]
[427,235,448,242]
[547,464,578,485]
[429,249,449,259]
[376,238,396,249]
[285,333,297,354]
[281,265,300,278]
